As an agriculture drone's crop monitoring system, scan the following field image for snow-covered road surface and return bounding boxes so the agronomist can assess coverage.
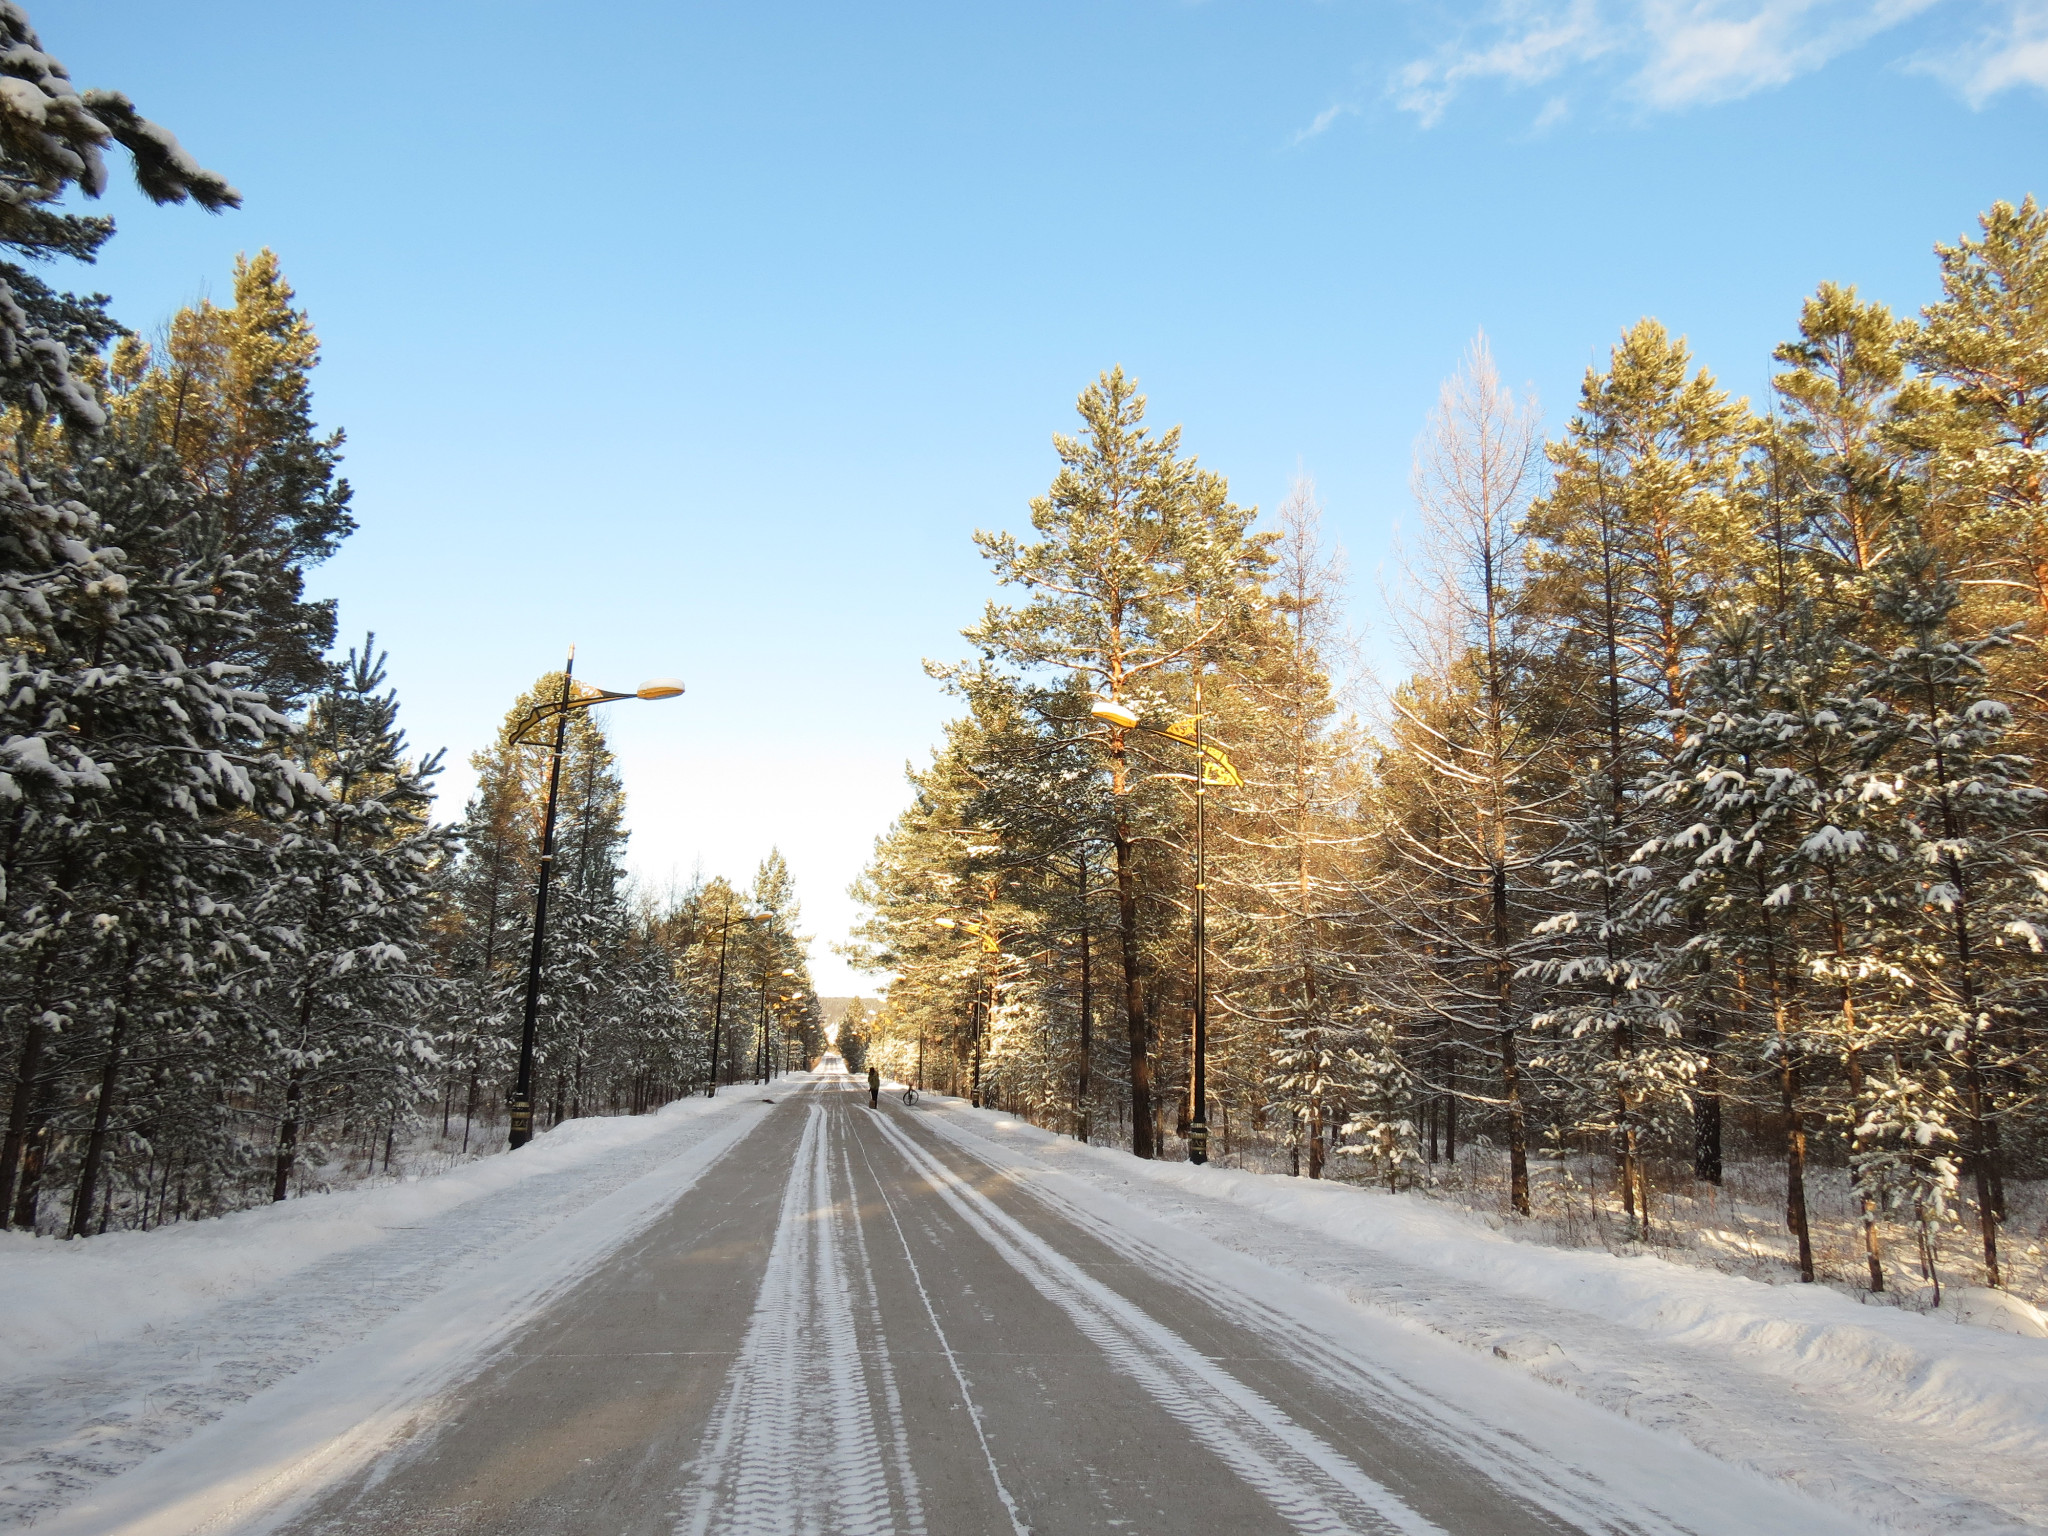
[17,1071,1883,1536]
[913,1099,2048,1534]
[1,1086,770,1533]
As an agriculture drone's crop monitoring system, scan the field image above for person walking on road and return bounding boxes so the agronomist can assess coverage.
[868,1064,881,1108]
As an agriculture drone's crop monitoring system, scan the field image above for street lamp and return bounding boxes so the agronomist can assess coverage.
[507,648,683,1150]
[1088,693,1241,1166]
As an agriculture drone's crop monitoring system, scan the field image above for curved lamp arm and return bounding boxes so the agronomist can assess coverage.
[510,677,685,746]
[1087,696,1242,787]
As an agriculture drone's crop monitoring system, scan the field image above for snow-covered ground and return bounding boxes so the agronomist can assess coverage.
[10,1074,2047,1534]
[912,1088,2048,1534]
[0,1084,776,1529]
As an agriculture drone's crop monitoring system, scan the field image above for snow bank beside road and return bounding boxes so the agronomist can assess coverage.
[1090,1147,2048,1451]
[0,1086,762,1379]
[911,1092,2048,1531]
[0,1083,785,1532]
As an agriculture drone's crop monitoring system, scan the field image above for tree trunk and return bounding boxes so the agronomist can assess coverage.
[1779,1049,1814,1282]
[13,1110,50,1230]
[1113,821,1153,1159]
[0,1014,49,1226]
[1692,1031,1723,1185]
[272,1066,306,1203]
[461,1054,480,1154]
[69,1001,131,1238]
[1076,853,1092,1142]
[1487,860,1530,1215]
[1965,1042,2002,1288]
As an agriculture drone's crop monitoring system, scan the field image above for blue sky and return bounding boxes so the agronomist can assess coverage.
[37,0,2047,991]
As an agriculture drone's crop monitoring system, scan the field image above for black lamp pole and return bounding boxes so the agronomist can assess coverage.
[1089,677,1236,1168]
[501,656,681,1146]
[509,654,576,1149]
[970,998,985,1108]
[1189,667,1210,1166]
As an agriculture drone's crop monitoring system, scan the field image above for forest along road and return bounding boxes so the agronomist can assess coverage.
[250,1073,1865,1536]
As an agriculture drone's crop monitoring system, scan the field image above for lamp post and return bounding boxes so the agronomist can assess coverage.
[507,652,683,1149]
[970,998,986,1108]
[1088,693,1241,1167]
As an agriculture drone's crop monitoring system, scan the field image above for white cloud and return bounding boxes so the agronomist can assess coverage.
[1394,0,1613,125]
[1391,0,2016,122]
[1293,102,1358,143]
[1631,0,1938,106]
[1921,0,2048,101]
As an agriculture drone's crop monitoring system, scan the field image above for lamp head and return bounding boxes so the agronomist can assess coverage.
[636,678,686,700]
[1090,696,1140,729]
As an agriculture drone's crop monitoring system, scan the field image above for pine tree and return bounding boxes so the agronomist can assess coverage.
[968,367,1270,1157]
[260,637,450,1202]
[109,250,354,704]
[1912,199,2048,642]
[1770,283,1928,610]
[1,444,307,1229]
[1643,602,1888,1282]
[1853,545,2048,1288]
[1522,319,1757,1225]
[0,7,255,1229]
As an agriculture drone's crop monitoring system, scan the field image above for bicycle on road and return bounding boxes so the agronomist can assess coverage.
[901,1086,919,1107]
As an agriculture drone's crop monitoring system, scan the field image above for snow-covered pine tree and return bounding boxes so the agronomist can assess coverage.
[0,15,282,1228]
[1521,320,1756,1230]
[537,704,629,1123]
[1644,598,1899,1283]
[1770,283,1929,614]
[1,434,313,1231]
[107,249,354,706]
[258,636,450,1202]
[1336,1000,1423,1191]
[440,738,531,1146]
[847,715,1024,1105]
[1852,545,2048,1288]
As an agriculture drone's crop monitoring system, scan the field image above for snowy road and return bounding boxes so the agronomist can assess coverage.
[204,1075,1859,1536]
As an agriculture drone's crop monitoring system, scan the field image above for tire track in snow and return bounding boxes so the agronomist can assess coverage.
[869,1113,1446,1536]
[846,1114,1029,1536]
[912,1113,1685,1536]
[834,1135,930,1536]
[677,1102,916,1536]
